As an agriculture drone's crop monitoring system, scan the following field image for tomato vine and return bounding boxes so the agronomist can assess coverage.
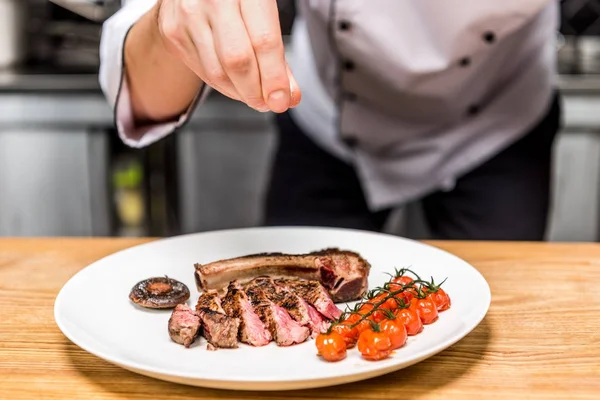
[315,267,451,362]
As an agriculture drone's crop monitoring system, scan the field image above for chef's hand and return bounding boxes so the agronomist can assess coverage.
[155,0,301,113]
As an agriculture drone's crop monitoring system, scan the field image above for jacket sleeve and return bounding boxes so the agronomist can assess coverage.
[98,0,210,148]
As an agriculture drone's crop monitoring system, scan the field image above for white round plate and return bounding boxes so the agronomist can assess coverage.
[54,227,491,391]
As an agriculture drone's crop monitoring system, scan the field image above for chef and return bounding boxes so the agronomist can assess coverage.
[99,0,561,240]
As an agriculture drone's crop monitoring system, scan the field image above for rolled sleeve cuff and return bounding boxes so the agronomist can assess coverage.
[115,77,210,148]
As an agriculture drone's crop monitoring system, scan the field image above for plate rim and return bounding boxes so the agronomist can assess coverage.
[54,226,492,390]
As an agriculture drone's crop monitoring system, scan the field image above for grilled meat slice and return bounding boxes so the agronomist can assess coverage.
[304,302,330,336]
[168,304,201,348]
[275,284,330,336]
[196,291,240,349]
[244,282,310,346]
[198,309,240,349]
[247,277,306,323]
[248,277,329,336]
[277,279,342,320]
[194,248,370,302]
[196,290,224,313]
[221,281,271,346]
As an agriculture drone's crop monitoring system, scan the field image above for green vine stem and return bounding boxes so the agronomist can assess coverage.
[326,269,448,333]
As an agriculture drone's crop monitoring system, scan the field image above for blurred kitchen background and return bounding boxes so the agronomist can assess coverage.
[2,0,600,241]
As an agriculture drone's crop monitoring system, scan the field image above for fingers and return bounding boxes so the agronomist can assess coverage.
[240,0,290,113]
[207,0,268,112]
[184,18,241,101]
[158,0,237,99]
[158,0,301,112]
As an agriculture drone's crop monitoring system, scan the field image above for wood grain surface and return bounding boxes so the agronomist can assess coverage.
[1,238,599,399]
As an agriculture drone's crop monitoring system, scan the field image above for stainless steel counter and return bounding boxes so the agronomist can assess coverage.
[558,73,600,94]
[0,67,99,93]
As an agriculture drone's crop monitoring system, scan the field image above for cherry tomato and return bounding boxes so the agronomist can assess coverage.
[395,307,423,335]
[331,321,358,349]
[315,331,347,362]
[370,293,398,311]
[387,282,403,293]
[357,328,393,361]
[359,302,386,322]
[404,284,420,299]
[358,303,373,315]
[389,283,418,302]
[357,317,376,334]
[380,318,407,350]
[388,276,417,301]
[424,287,451,311]
[371,310,387,322]
[346,313,372,336]
[394,290,414,307]
[410,297,438,325]
[344,313,360,324]
[392,275,414,286]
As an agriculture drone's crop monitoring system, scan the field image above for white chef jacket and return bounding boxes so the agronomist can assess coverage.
[99,0,559,211]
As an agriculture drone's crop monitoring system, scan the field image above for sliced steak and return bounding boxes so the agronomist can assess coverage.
[249,276,329,336]
[198,309,240,349]
[275,284,330,336]
[168,304,201,348]
[248,277,307,324]
[304,302,330,336]
[195,248,370,302]
[277,279,342,320]
[196,290,224,313]
[244,281,310,346]
[221,281,271,346]
[196,291,240,349]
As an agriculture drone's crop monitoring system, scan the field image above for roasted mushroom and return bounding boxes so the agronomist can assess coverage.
[129,276,190,309]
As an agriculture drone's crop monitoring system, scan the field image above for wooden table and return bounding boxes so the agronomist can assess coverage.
[1,238,599,399]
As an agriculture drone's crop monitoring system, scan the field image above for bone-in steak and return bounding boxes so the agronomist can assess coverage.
[276,279,342,320]
[194,248,370,302]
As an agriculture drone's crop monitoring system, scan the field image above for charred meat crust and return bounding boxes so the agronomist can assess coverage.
[194,248,370,302]
[245,283,310,346]
[221,282,272,346]
[195,291,224,313]
[196,291,240,349]
[276,278,342,321]
[247,277,309,326]
[197,308,240,349]
[168,277,340,349]
[244,287,276,336]
[256,277,330,336]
